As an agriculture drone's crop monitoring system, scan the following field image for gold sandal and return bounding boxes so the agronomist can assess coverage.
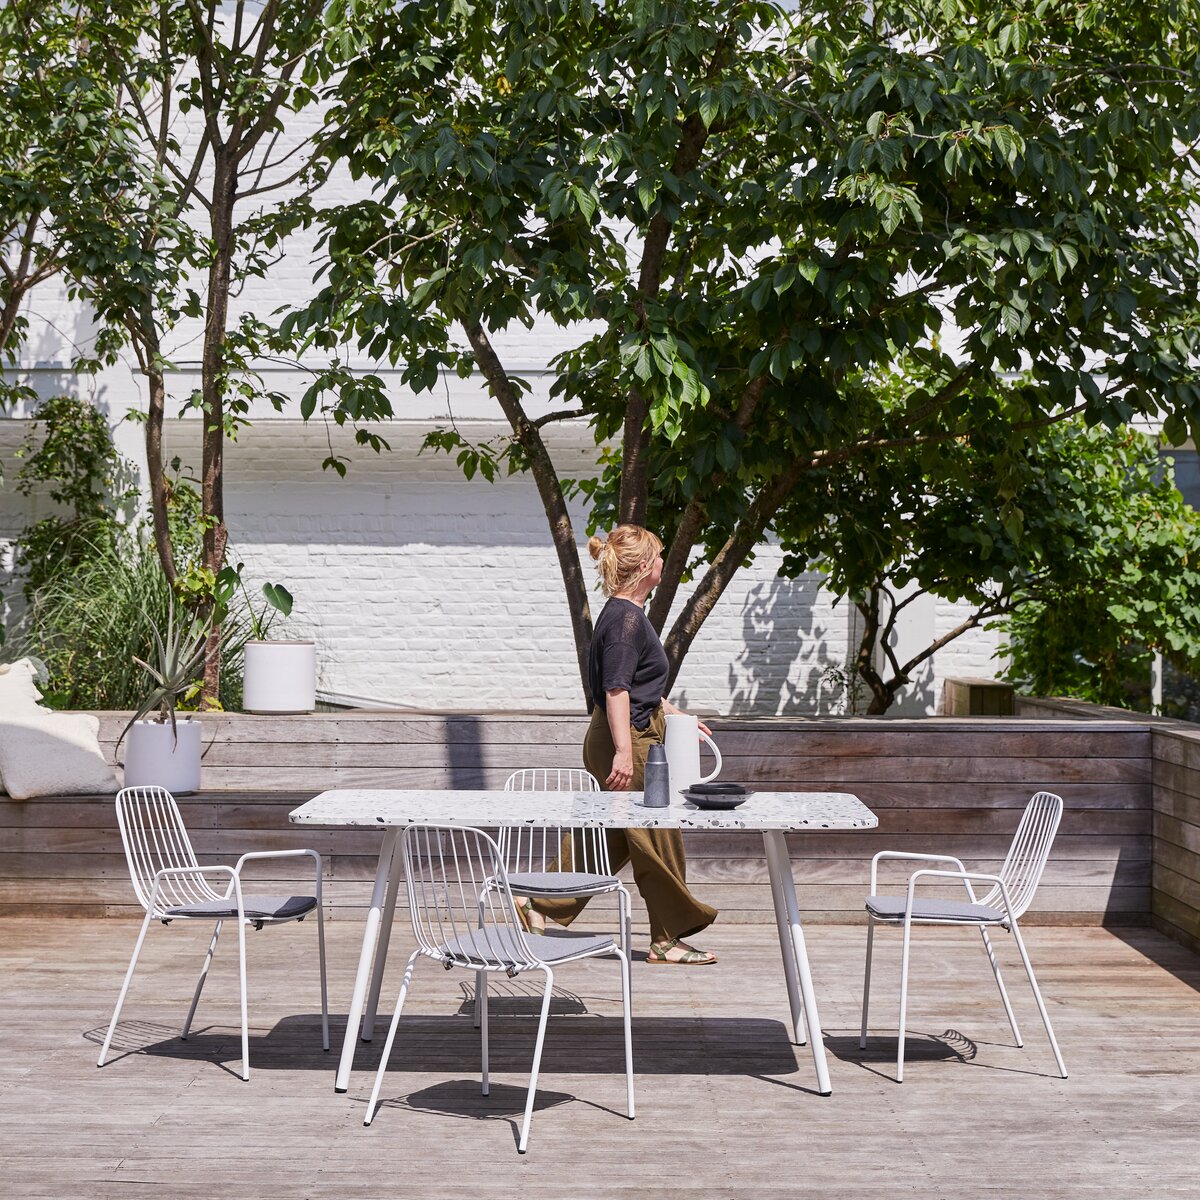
[647,936,717,966]
[513,895,546,935]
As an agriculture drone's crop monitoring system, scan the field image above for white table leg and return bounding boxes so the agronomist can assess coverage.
[361,833,405,1041]
[763,829,832,1095]
[764,831,806,1045]
[335,827,400,1093]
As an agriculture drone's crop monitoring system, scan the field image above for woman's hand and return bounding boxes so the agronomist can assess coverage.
[663,698,712,737]
[607,746,634,791]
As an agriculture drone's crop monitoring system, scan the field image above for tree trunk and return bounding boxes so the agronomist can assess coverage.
[648,377,767,633]
[661,455,810,686]
[0,286,27,362]
[618,108,713,527]
[200,152,236,705]
[854,593,898,714]
[461,319,594,703]
[144,358,176,584]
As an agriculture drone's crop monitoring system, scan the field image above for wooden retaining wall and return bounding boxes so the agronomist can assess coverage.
[0,711,1151,926]
[1018,696,1200,955]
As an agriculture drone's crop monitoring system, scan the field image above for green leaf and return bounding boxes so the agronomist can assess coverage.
[262,583,294,619]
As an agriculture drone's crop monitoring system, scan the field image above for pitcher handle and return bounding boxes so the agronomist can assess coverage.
[698,729,722,784]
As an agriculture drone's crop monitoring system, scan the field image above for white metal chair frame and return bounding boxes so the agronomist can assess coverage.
[498,769,630,945]
[860,790,1067,1082]
[98,786,329,1081]
[364,823,634,1154]
[474,769,631,1027]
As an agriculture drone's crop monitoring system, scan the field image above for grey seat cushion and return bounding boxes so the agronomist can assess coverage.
[163,894,317,921]
[866,894,1005,923]
[506,869,620,896]
[436,928,614,967]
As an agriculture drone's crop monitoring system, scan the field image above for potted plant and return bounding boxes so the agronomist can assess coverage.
[229,564,316,715]
[118,597,215,794]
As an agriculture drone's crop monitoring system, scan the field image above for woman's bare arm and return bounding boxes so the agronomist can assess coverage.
[605,688,634,790]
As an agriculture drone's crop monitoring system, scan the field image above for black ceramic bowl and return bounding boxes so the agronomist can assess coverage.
[680,790,749,809]
[686,781,748,796]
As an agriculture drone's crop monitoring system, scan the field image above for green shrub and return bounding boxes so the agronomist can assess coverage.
[13,532,247,711]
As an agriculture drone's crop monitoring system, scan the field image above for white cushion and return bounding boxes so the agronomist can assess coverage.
[0,661,119,798]
[0,658,44,711]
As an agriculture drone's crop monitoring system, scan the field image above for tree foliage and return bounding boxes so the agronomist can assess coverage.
[292,0,1200,702]
[999,436,1200,709]
[780,415,1200,711]
[0,3,141,404]
[12,395,137,598]
[8,0,336,702]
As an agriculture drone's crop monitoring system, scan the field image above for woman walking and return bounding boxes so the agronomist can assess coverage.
[518,524,718,965]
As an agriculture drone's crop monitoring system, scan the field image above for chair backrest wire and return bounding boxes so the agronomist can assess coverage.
[977,791,1064,919]
[499,768,606,875]
[402,824,536,970]
[116,786,223,913]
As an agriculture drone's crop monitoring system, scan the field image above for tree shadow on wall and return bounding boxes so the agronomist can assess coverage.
[724,576,835,716]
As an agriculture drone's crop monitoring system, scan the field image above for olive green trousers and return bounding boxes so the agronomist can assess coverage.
[533,706,718,944]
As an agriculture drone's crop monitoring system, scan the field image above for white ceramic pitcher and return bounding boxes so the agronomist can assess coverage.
[663,713,722,793]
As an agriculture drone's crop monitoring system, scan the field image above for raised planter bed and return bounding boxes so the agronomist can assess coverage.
[0,711,1152,926]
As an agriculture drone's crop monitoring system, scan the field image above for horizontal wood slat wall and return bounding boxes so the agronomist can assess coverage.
[1018,696,1200,955]
[1,711,1151,925]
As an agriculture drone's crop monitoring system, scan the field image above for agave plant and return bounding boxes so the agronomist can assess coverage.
[118,595,222,749]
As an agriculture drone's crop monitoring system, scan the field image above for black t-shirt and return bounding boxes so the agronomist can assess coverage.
[588,598,669,729]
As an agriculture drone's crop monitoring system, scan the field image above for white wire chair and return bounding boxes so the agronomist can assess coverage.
[499,768,630,951]
[364,824,634,1154]
[860,790,1067,1082]
[97,785,328,1081]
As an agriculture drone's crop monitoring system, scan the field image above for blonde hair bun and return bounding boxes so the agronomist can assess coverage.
[591,524,663,597]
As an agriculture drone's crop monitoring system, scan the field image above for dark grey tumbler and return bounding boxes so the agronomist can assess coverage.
[642,743,671,807]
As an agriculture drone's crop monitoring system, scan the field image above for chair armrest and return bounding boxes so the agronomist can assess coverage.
[147,865,242,914]
[235,849,323,900]
[906,868,1014,923]
[870,851,967,895]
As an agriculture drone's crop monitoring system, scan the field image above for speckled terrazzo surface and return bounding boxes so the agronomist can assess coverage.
[289,789,877,831]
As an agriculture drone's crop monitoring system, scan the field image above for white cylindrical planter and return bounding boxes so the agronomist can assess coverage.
[124,717,202,794]
[242,640,317,714]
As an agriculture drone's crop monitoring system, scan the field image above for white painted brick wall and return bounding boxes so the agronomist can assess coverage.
[1,402,1005,714]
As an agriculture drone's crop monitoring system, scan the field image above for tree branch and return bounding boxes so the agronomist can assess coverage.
[648,373,768,631]
[461,317,594,701]
[662,450,813,684]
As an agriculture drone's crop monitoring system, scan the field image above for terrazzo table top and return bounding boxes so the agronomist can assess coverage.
[289,789,877,832]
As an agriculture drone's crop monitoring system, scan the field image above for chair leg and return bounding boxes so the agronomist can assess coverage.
[979,926,1022,1046]
[473,970,485,1030]
[617,884,633,1007]
[236,917,250,1081]
[897,913,913,1083]
[98,906,156,1067]
[859,915,874,1049]
[479,969,489,1096]
[617,883,632,966]
[518,966,555,1154]
[617,946,635,1119]
[317,895,330,1052]
[182,920,223,1040]
[473,894,487,1030]
[364,951,420,1126]
[1008,921,1068,1079]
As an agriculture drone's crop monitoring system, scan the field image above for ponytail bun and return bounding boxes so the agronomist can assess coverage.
[589,524,663,597]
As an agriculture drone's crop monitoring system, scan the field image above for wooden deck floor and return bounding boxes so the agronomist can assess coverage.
[1,919,1197,1198]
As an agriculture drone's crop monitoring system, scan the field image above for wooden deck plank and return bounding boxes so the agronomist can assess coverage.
[0,920,1195,1198]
